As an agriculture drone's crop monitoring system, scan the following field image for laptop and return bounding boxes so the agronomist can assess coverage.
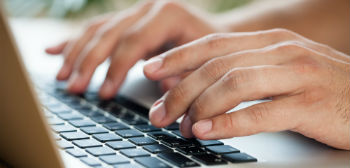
[0,3,349,168]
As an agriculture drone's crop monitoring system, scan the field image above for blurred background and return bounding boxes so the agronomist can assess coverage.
[4,0,252,19]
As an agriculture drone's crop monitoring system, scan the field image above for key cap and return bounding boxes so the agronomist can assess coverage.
[69,119,96,127]
[57,139,74,149]
[52,125,77,133]
[206,145,239,154]
[115,129,143,138]
[80,157,102,167]
[171,130,184,138]
[49,106,72,114]
[93,133,122,142]
[114,163,142,168]
[104,122,129,130]
[158,152,200,167]
[143,144,172,154]
[66,148,88,157]
[47,117,65,125]
[122,118,148,125]
[120,148,150,158]
[129,137,157,146]
[73,139,102,148]
[106,141,136,150]
[99,154,130,165]
[61,132,89,141]
[147,131,175,140]
[161,138,192,147]
[135,157,171,168]
[176,146,206,155]
[222,153,257,163]
[86,146,115,156]
[91,116,115,123]
[134,125,161,132]
[191,139,223,146]
[57,113,83,121]
[164,123,179,130]
[192,153,227,165]
[81,126,109,135]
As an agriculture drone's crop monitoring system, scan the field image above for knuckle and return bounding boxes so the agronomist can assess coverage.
[201,58,228,82]
[165,46,190,63]
[168,84,187,104]
[157,0,181,13]
[203,33,227,49]
[274,41,307,53]
[222,69,250,91]
[248,104,269,124]
[291,57,321,74]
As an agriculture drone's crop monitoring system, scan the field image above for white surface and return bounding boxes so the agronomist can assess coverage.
[9,18,350,168]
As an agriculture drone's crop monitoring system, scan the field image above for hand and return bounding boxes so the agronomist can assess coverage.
[144,28,350,150]
[45,0,220,98]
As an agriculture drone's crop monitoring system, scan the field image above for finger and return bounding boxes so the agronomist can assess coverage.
[182,65,304,137]
[57,19,108,81]
[99,1,187,99]
[67,2,154,93]
[159,76,181,93]
[45,41,68,55]
[148,42,303,128]
[192,96,302,139]
[143,28,304,80]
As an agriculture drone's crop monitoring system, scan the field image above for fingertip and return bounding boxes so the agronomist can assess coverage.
[56,65,71,81]
[180,115,194,138]
[99,79,116,99]
[192,119,212,139]
[67,73,86,94]
[143,57,163,80]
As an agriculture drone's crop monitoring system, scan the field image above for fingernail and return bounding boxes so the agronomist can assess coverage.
[144,57,163,74]
[100,79,114,98]
[180,115,194,138]
[194,119,212,134]
[149,99,166,125]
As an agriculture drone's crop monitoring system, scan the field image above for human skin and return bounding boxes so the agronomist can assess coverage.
[46,0,350,150]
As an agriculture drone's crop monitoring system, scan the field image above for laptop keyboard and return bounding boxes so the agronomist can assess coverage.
[36,84,257,168]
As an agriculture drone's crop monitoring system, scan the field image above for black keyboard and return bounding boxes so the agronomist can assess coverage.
[37,83,257,168]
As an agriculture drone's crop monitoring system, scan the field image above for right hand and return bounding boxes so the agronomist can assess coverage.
[45,0,221,99]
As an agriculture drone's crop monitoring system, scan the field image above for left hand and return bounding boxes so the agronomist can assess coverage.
[143,28,350,150]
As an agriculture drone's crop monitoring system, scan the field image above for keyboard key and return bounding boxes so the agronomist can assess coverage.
[104,122,129,130]
[66,148,88,157]
[86,146,115,156]
[106,141,136,150]
[191,139,223,146]
[73,139,102,148]
[114,163,142,168]
[120,148,150,158]
[222,153,257,163]
[122,118,148,125]
[61,132,89,140]
[147,131,175,140]
[143,144,172,154]
[81,126,109,135]
[135,157,171,168]
[69,119,96,127]
[57,139,73,149]
[115,129,143,138]
[164,123,180,130]
[91,116,115,123]
[192,153,227,165]
[172,130,184,138]
[93,133,122,142]
[57,113,83,121]
[47,117,65,125]
[52,125,77,133]
[129,137,157,146]
[176,146,206,155]
[206,145,239,154]
[134,125,161,132]
[158,152,200,167]
[99,154,130,165]
[161,138,192,147]
[49,106,72,114]
[80,157,102,167]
